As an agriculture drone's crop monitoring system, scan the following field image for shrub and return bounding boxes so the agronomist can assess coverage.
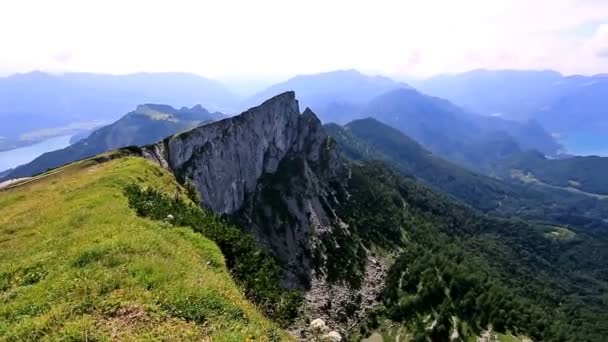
[123,184,302,325]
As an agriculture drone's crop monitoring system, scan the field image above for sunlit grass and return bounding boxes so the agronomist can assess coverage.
[540,225,576,241]
[0,156,287,341]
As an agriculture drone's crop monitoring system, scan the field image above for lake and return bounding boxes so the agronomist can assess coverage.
[561,133,608,157]
[0,135,72,172]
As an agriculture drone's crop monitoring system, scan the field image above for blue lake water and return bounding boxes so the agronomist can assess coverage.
[0,135,72,173]
[561,133,608,156]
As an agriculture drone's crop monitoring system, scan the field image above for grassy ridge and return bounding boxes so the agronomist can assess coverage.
[0,156,287,341]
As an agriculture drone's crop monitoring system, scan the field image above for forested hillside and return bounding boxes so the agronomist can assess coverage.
[326,118,608,235]
[494,151,608,196]
[334,163,608,341]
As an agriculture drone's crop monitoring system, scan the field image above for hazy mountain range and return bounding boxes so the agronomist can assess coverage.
[413,69,608,154]
[0,71,236,150]
[3,68,605,156]
[1,104,223,180]
[359,88,560,170]
[242,69,411,123]
[2,68,606,180]
[243,70,564,170]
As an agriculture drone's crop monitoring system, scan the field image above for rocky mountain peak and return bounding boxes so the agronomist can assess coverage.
[134,103,175,114]
[190,104,206,111]
[142,91,333,215]
[142,92,370,332]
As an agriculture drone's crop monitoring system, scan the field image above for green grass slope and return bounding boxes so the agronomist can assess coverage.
[0,156,287,341]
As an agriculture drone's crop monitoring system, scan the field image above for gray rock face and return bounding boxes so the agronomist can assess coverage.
[143,91,333,215]
[144,91,347,289]
[143,91,346,290]
[143,91,383,337]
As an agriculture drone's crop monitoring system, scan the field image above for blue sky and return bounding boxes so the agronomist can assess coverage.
[0,0,606,79]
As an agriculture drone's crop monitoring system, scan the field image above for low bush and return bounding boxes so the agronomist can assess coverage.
[123,184,302,326]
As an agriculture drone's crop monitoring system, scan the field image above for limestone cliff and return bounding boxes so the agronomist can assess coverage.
[142,92,384,337]
[142,92,344,286]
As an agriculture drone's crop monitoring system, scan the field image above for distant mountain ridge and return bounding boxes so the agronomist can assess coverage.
[360,88,561,170]
[326,118,608,231]
[412,69,608,154]
[2,104,223,180]
[245,70,562,170]
[493,150,608,196]
[412,69,564,119]
[0,71,237,149]
[243,69,409,123]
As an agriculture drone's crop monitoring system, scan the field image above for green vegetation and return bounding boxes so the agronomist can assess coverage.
[326,119,608,235]
[0,156,289,341]
[330,162,608,341]
[123,184,302,326]
[325,119,512,212]
[360,88,537,170]
[498,333,525,342]
[495,151,608,195]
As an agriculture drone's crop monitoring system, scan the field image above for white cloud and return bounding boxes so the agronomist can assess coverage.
[591,24,608,57]
[0,0,606,78]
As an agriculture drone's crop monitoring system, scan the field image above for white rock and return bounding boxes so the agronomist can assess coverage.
[310,318,328,332]
[322,331,342,341]
[166,214,174,220]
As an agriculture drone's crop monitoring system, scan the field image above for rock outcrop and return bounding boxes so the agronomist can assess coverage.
[143,92,383,338]
[143,91,344,288]
[144,92,335,213]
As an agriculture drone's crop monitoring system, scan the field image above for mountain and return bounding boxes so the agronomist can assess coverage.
[493,150,608,196]
[535,75,608,144]
[3,91,608,340]
[326,118,608,232]
[140,92,606,340]
[475,116,563,155]
[413,70,608,155]
[0,169,11,179]
[412,69,564,119]
[243,69,409,123]
[247,71,561,168]
[2,104,224,180]
[360,88,560,169]
[143,92,341,289]
[325,118,520,211]
[0,71,237,150]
